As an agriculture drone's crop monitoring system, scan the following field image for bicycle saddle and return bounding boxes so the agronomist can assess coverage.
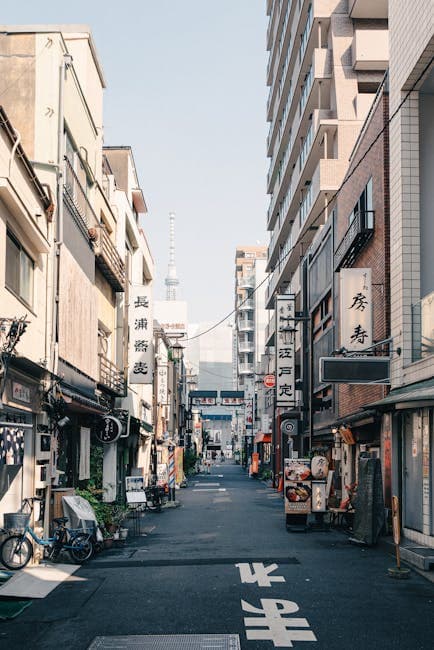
[53,517,69,525]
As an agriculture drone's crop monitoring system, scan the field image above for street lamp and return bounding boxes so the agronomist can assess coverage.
[170,341,184,362]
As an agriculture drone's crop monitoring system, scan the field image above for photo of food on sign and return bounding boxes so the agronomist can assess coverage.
[284,459,311,481]
[285,482,312,503]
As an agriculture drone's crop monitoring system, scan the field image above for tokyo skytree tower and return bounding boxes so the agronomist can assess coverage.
[165,212,179,301]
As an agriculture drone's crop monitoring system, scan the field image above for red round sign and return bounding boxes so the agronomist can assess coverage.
[263,374,275,388]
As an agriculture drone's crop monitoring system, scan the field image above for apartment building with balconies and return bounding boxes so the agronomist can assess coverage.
[265,1,388,314]
[264,2,389,456]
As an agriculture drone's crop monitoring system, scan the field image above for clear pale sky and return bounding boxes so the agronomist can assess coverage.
[2,1,269,324]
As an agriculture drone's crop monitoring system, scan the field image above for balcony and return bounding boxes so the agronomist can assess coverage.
[238,275,255,289]
[352,29,388,71]
[98,354,125,396]
[238,319,254,332]
[349,0,388,19]
[412,291,434,362]
[334,211,375,271]
[239,341,255,353]
[63,156,98,238]
[239,363,254,375]
[93,227,126,292]
[238,299,254,311]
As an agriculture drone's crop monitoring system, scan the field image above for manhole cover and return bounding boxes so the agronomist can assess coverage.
[88,635,240,649]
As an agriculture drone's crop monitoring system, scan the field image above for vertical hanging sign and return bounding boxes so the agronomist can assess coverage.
[129,284,153,384]
[275,294,296,407]
[340,268,372,351]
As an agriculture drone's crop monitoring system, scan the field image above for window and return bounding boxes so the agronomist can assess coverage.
[5,231,34,306]
[349,178,373,225]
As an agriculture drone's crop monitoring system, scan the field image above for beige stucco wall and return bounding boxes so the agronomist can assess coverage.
[58,246,98,379]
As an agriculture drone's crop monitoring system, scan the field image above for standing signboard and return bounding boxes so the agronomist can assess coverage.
[275,295,296,407]
[129,284,153,384]
[284,458,312,515]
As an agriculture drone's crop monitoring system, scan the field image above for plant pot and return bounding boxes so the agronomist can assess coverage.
[103,537,114,549]
[119,527,128,540]
[113,531,120,540]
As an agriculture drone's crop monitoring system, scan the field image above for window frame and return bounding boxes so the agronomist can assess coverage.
[5,229,35,308]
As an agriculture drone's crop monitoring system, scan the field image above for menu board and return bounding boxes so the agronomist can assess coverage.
[284,458,312,515]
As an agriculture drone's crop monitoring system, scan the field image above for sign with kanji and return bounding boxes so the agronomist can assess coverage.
[275,295,296,407]
[157,364,168,405]
[340,268,372,352]
[129,284,153,384]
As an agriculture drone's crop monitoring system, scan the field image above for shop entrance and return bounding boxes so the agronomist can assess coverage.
[403,411,423,532]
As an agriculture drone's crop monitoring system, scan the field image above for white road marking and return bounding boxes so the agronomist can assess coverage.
[193,488,227,492]
[236,563,285,587]
[242,598,317,646]
[213,497,232,503]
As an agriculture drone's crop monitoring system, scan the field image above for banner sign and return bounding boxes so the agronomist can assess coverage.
[244,379,254,430]
[175,446,184,484]
[340,268,372,351]
[221,397,244,406]
[275,295,296,407]
[129,284,153,384]
[157,365,168,405]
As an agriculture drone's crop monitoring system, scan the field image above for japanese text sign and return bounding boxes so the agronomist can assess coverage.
[129,284,153,384]
[275,295,296,407]
[340,268,372,352]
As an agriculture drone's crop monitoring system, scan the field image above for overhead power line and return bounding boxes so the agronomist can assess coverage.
[181,56,434,343]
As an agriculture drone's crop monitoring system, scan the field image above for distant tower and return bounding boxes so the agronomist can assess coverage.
[165,212,179,301]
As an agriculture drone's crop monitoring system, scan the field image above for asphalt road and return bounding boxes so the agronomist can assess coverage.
[1,462,433,649]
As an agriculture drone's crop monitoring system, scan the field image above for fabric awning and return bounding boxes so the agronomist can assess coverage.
[254,432,272,444]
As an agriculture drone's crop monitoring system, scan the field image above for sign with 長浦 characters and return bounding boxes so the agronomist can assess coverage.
[129,284,153,384]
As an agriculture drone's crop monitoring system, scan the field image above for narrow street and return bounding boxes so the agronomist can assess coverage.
[1,463,433,650]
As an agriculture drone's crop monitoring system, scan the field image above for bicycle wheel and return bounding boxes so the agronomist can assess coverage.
[0,535,33,570]
[69,534,93,563]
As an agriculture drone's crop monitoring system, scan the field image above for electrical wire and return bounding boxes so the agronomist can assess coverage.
[181,56,434,343]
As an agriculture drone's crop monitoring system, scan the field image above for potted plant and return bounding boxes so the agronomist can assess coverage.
[111,505,130,540]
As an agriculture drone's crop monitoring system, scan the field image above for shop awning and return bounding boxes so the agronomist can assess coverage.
[366,377,434,410]
[254,432,272,444]
[140,420,153,433]
[61,386,108,414]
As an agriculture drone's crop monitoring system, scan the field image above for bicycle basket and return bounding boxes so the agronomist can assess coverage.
[4,513,30,532]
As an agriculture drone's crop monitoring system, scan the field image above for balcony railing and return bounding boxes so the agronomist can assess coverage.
[238,299,254,311]
[334,210,375,271]
[98,353,125,396]
[238,319,254,332]
[93,227,126,292]
[63,156,98,238]
[239,341,255,353]
[239,363,254,375]
[238,275,255,289]
[412,291,434,362]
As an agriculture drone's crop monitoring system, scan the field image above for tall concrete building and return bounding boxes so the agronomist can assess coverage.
[265,0,388,325]
[234,246,267,391]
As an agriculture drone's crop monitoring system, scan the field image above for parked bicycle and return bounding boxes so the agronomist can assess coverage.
[0,497,93,570]
[145,485,166,512]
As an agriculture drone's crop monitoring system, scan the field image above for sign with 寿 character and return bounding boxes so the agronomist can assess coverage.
[340,268,372,351]
[129,284,153,384]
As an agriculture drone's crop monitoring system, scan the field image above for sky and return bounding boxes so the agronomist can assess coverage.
[1,1,269,324]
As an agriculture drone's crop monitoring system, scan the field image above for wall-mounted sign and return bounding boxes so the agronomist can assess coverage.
[95,416,122,444]
[129,284,153,384]
[157,364,168,405]
[275,295,296,407]
[12,381,31,404]
[263,374,275,388]
[340,268,372,351]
